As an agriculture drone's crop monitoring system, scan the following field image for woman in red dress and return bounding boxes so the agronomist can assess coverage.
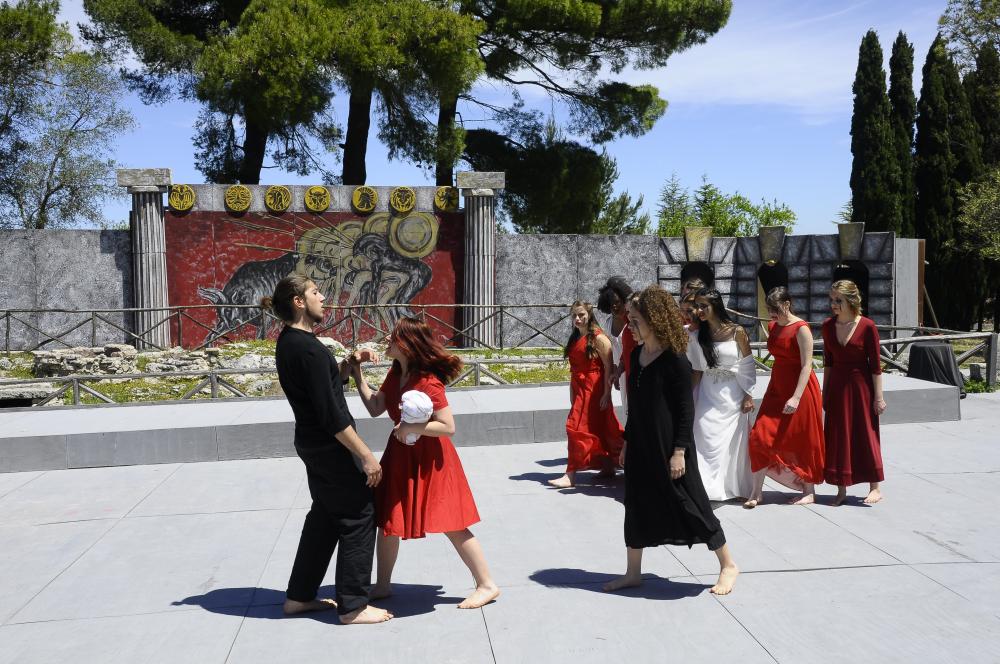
[746,287,825,507]
[822,280,886,506]
[352,317,499,609]
[549,301,625,488]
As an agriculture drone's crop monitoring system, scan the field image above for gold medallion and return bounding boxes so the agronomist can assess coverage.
[304,185,330,213]
[388,212,439,259]
[390,186,416,214]
[433,186,459,213]
[168,184,195,212]
[351,186,378,214]
[224,185,253,213]
[264,185,292,213]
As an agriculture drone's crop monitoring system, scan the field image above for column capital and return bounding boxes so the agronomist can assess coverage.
[117,168,172,194]
[461,188,495,198]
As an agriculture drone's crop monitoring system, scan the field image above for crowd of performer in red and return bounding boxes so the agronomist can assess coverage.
[262,271,885,624]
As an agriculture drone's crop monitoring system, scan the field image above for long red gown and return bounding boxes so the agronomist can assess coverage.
[376,366,480,539]
[565,332,624,472]
[821,317,884,486]
[749,320,825,488]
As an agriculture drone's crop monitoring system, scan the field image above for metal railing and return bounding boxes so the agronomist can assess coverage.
[1,304,997,407]
[1,303,575,353]
[0,356,568,406]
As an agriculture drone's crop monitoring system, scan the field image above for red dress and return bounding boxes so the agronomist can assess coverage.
[376,366,480,539]
[821,317,884,486]
[749,321,825,488]
[565,332,624,472]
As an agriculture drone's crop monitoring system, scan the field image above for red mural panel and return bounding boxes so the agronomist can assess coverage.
[164,210,464,348]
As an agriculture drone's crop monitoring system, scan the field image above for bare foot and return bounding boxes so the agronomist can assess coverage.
[457,584,500,609]
[283,598,337,615]
[863,488,882,505]
[339,605,393,625]
[743,495,763,509]
[710,564,739,595]
[789,493,815,505]
[602,574,642,592]
[832,488,848,507]
[548,474,574,488]
[369,585,392,600]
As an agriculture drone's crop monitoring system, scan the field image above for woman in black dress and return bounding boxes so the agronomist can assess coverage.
[603,285,739,596]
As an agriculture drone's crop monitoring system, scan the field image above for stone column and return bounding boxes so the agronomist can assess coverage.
[457,171,505,347]
[117,169,172,349]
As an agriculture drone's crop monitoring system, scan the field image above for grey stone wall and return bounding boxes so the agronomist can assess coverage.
[0,230,132,350]
[496,234,659,346]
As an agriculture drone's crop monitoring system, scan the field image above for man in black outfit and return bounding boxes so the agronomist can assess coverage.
[267,275,392,625]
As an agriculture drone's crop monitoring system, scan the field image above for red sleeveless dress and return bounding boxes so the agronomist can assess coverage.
[749,320,825,488]
[375,366,480,539]
[565,332,625,472]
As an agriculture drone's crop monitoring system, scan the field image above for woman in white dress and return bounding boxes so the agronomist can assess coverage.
[689,289,756,501]
[597,277,636,420]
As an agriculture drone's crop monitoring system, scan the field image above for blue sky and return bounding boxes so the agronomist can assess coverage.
[59,0,948,235]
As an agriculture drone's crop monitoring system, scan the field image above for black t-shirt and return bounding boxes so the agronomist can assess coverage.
[275,326,355,456]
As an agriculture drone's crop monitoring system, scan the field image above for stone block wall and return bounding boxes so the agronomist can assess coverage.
[0,230,132,350]
[496,234,659,346]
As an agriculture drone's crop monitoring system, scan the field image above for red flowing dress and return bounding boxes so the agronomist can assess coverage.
[565,332,625,472]
[376,366,480,539]
[749,321,825,488]
[821,317,884,486]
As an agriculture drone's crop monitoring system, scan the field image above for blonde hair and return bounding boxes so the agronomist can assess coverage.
[831,279,863,314]
[634,285,689,355]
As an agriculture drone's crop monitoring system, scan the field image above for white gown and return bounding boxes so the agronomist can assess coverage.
[605,314,629,420]
[690,339,754,501]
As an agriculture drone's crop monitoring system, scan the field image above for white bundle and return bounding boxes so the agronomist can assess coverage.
[400,390,434,445]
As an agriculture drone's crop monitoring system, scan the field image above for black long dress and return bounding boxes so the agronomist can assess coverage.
[624,345,726,551]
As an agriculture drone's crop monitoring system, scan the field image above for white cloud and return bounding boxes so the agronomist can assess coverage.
[620,0,946,123]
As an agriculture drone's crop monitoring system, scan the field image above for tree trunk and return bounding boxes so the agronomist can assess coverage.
[238,120,268,184]
[436,94,459,186]
[342,83,373,185]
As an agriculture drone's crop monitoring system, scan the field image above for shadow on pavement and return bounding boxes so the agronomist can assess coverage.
[173,583,460,621]
[534,457,569,467]
[529,568,706,600]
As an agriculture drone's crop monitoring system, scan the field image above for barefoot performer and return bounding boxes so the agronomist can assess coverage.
[746,287,825,508]
[604,285,739,596]
[550,301,624,488]
[264,275,392,625]
[822,280,886,506]
[352,317,500,609]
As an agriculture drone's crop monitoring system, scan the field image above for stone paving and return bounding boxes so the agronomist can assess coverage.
[0,393,998,663]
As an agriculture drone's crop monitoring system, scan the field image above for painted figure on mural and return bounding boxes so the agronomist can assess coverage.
[197,212,439,341]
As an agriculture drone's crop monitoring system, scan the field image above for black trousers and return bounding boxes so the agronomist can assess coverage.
[286,442,375,615]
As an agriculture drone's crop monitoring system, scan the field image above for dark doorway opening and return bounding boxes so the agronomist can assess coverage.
[832,260,870,315]
[757,263,789,299]
[681,262,715,292]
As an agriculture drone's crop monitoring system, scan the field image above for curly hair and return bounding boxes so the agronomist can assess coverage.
[564,301,601,359]
[596,276,633,315]
[635,285,689,355]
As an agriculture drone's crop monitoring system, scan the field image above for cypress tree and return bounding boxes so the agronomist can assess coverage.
[965,42,1000,328]
[967,42,1000,169]
[915,36,956,325]
[889,31,917,237]
[850,30,903,233]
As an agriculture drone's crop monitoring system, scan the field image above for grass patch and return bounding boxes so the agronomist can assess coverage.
[74,377,207,404]
[965,379,998,394]
[218,340,277,359]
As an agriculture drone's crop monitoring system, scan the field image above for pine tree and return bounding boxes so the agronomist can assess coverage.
[656,173,694,236]
[850,30,903,233]
[889,31,917,237]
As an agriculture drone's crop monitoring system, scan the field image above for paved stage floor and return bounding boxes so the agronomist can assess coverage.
[1,393,998,663]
